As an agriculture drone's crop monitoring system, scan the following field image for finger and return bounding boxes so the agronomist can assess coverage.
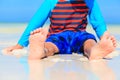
[1,49,12,55]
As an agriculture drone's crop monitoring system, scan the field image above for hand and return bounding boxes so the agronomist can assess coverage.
[2,44,23,55]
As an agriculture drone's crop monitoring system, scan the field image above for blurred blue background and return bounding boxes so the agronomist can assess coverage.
[0,0,120,24]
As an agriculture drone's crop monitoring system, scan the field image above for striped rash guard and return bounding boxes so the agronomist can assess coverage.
[18,0,107,47]
[49,0,89,36]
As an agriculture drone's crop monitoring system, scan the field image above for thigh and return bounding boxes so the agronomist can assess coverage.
[46,31,72,54]
[71,31,97,54]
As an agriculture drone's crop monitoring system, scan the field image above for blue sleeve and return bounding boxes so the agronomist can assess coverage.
[18,0,51,47]
[88,0,107,39]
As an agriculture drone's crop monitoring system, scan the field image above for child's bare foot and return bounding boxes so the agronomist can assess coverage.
[29,28,48,60]
[89,32,116,60]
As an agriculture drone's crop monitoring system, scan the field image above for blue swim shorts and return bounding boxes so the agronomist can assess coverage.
[46,30,96,54]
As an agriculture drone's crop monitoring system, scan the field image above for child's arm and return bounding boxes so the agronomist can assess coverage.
[18,0,52,47]
[88,0,107,39]
[3,0,52,54]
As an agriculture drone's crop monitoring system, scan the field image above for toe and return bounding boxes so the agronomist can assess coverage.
[101,31,110,40]
[109,36,117,47]
[30,31,34,35]
[41,28,48,36]
[36,28,42,33]
[31,28,42,35]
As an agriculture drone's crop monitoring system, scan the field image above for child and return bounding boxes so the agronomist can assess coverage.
[4,0,116,60]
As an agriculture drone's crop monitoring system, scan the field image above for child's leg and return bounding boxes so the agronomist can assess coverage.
[83,32,116,60]
[28,28,59,60]
[44,42,59,56]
